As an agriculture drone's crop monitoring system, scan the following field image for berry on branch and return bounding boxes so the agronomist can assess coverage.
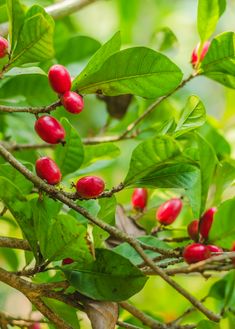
[187,220,199,241]
[183,243,211,264]
[131,188,148,211]
[48,64,71,94]
[76,176,105,198]
[199,207,217,239]
[0,36,8,58]
[156,198,183,225]
[36,157,61,185]
[34,115,65,144]
[61,91,84,114]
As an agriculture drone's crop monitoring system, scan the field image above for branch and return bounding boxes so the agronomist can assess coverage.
[0,266,78,328]
[29,298,72,329]
[120,301,166,329]
[118,74,196,139]
[0,143,221,322]
[0,236,31,251]
[117,321,143,329]
[0,100,60,114]
[0,0,102,36]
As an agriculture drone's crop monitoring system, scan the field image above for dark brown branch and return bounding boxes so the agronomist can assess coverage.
[0,236,31,251]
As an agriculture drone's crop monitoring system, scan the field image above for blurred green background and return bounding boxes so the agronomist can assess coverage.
[1,0,235,328]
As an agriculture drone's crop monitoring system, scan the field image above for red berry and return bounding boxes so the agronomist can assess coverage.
[132,188,148,210]
[62,258,74,265]
[191,41,210,67]
[36,157,61,185]
[34,115,65,144]
[187,220,199,241]
[156,198,183,225]
[0,36,8,58]
[61,91,84,114]
[199,207,217,239]
[76,176,105,198]
[207,245,223,253]
[29,323,41,329]
[231,243,235,264]
[48,64,71,94]
[183,243,211,264]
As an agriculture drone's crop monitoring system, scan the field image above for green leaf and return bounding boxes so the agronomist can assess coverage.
[152,27,178,52]
[32,198,93,262]
[124,136,181,185]
[114,236,171,266]
[213,159,235,204]
[197,320,220,329]
[134,162,201,218]
[5,66,47,77]
[73,32,121,86]
[57,35,101,65]
[74,47,183,98]
[209,198,235,248]
[55,118,84,177]
[6,0,25,52]
[0,163,33,195]
[9,5,54,67]
[199,122,231,157]
[0,184,38,257]
[63,248,148,301]
[82,143,120,168]
[174,96,206,137]
[93,196,117,247]
[196,133,217,214]
[197,0,226,42]
[200,32,235,89]
[124,136,202,216]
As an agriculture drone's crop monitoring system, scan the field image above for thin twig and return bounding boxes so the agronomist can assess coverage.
[0,0,102,36]
[119,301,166,329]
[0,100,60,114]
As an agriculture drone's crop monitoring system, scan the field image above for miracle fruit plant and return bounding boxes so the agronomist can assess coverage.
[2,0,235,328]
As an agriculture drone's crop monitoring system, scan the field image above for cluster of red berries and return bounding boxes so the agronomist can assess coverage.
[33,64,105,198]
[0,36,8,58]
[185,208,224,264]
[191,41,210,67]
[131,188,225,264]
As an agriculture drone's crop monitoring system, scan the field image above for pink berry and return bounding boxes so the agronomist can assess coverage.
[34,115,65,144]
[187,220,199,241]
[207,245,223,253]
[36,157,61,185]
[61,91,84,114]
[0,36,8,58]
[191,41,210,67]
[62,258,74,265]
[29,323,41,329]
[199,207,217,239]
[183,243,211,264]
[231,243,235,264]
[156,198,183,225]
[131,188,148,210]
[48,64,71,94]
[76,176,105,198]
